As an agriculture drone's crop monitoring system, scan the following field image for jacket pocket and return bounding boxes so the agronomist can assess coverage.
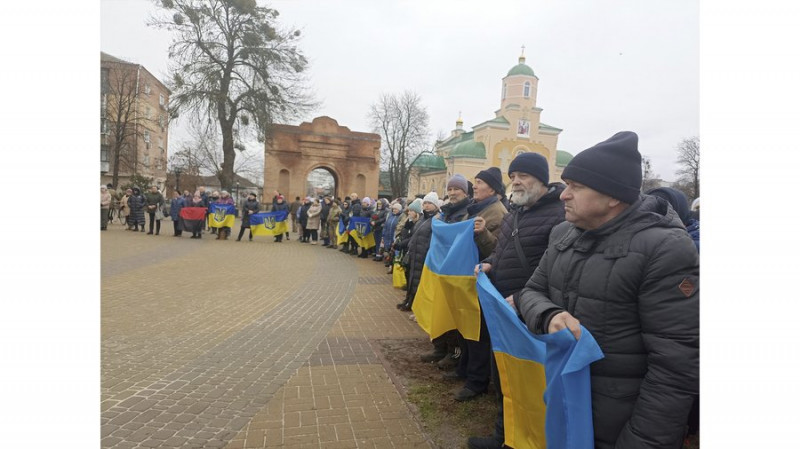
[591,376,642,399]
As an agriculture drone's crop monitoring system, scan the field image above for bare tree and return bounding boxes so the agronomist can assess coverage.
[675,136,700,199]
[103,65,147,188]
[641,155,661,192]
[369,91,430,198]
[168,120,263,185]
[151,0,315,192]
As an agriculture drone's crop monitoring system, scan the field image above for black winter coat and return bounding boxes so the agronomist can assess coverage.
[240,199,260,228]
[517,194,699,449]
[299,203,311,227]
[128,193,146,224]
[404,210,437,302]
[484,183,566,298]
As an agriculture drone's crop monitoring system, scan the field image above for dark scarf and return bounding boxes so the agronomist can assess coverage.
[467,195,499,217]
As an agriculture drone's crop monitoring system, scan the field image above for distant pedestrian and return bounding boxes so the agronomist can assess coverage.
[169,190,185,237]
[237,193,260,242]
[128,187,147,232]
[144,185,165,235]
[101,186,112,230]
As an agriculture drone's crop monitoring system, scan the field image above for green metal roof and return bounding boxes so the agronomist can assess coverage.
[411,153,447,170]
[439,131,474,148]
[474,116,510,128]
[450,140,486,159]
[507,63,535,77]
[539,122,563,132]
[556,150,574,167]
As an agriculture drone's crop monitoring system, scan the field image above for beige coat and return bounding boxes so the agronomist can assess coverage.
[306,203,322,230]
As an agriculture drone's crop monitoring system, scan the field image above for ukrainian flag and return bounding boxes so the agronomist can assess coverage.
[250,210,289,236]
[477,272,604,449]
[347,216,375,249]
[412,219,481,341]
[208,203,236,228]
[336,217,349,245]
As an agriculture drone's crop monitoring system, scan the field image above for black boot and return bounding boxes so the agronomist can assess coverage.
[466,436,503,449]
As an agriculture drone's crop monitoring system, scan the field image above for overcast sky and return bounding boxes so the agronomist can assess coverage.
[101,0,698,181]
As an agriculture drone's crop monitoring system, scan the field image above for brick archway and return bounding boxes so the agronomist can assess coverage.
[264,116,381,203]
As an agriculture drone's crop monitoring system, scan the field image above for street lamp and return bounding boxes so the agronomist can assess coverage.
[175,167,182,192]
[235,180,240,217]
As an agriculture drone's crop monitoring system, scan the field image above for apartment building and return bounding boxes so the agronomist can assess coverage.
[101,52,170,189]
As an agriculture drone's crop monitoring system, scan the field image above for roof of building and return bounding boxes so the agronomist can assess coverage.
[101,51,133,64]
[507,62,536,77]
[450,140,486,159]
[473,116,510,129]
[556,150,574,167]
[200,174,260,189]
[411,153,447,171]
[438,130,475,148]
[539,122,563,132]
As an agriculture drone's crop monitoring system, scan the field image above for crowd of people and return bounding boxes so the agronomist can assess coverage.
[100,131,700,448]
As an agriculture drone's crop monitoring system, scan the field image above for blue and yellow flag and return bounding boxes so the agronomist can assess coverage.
[208,203,236,228]
[477,272,604,449]
[336,217,349,245]
[250,210,289,236]
[347,216,375,249]
[412,219,481,341]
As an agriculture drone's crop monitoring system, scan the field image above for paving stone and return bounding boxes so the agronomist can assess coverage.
[101,230,425,449]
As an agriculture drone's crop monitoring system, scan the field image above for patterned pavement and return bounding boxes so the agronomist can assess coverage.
[101,219,432,449]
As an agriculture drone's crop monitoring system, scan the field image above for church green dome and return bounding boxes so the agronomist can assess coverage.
[451,140,486,159]
[507,63,535,77]
[411,153,446,171]
[556,150,574,167]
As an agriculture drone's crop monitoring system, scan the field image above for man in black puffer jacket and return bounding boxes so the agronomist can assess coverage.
[516,132,698,449]
[467,153,565,449]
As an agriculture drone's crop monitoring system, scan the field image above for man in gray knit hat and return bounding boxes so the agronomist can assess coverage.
[515,131,698,448]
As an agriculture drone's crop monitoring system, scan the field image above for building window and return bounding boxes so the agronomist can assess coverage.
[101,68,110,94]
[523,81,531,98]
[101,145,109,162]
[144,130,151,149]
[158,137,164,150]
[144,155,150,167]
[502,84,507,100]
[158,114,166,131]
[159,94,165,106]
[144,83,151,95]
[101,94,107,118]
[145,106,151,120]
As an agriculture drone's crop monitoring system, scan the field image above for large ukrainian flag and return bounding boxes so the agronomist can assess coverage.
[477,272,604,449]
[347,216,375,249]
[412,219,481,341]
[336,217,349,245]
[250,210,289,236]
[208,203,236,228]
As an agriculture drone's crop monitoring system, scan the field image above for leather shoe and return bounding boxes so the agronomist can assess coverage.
[454,387,485,402]
[437,354,458,370]
[467,435,504,449]
[420,350,447,363]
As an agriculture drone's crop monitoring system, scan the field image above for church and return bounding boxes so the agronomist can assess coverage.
[407,51,574,196]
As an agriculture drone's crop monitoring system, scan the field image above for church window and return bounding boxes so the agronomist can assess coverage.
[524,81,531,98]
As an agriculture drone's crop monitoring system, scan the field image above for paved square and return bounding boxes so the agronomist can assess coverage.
[102,222,432,448]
